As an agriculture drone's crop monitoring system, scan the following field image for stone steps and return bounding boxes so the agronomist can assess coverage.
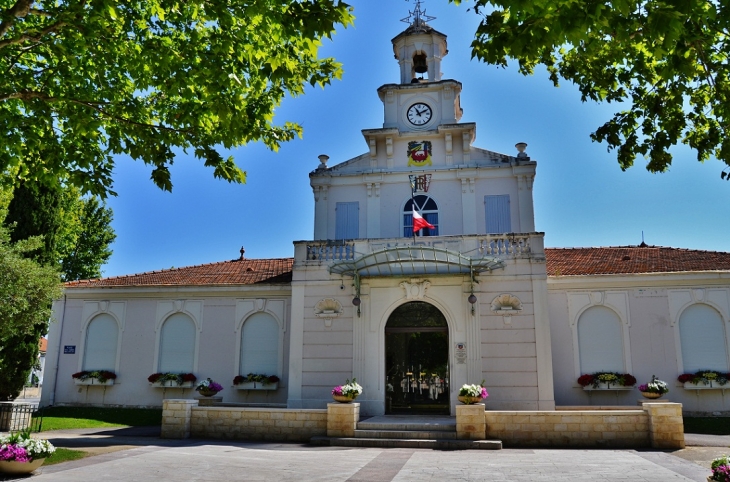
[312,415,502,450]
[355,429,454,439]
[356,421,456,432]
[310,436,502,450]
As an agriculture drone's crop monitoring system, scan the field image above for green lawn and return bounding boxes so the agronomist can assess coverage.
[44,448,87,465]
[37,407,162,432]
[684,417,730,435]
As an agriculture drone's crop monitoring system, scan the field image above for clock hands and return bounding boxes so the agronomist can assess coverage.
[408,104,431,125]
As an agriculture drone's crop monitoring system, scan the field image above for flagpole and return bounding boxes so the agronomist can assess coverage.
[410,176,416,244]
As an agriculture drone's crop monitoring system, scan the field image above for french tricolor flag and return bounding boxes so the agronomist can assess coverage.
[412,208,435,233]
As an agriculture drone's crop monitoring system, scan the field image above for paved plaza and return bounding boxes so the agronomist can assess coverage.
[0,427,725,482]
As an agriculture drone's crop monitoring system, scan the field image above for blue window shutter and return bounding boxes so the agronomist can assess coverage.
[335,202,359,240]
[485,195,511,233]
[404,213,413,237]
[424,213,439,236]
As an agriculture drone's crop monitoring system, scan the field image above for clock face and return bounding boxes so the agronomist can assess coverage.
[407,102,433,126]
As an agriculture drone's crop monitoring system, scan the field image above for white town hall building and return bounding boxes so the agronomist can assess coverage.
[42,7,730,418]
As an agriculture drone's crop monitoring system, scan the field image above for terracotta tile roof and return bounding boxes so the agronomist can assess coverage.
[545,246,730,276]
[64,246,730,288]
[65,258,294,288]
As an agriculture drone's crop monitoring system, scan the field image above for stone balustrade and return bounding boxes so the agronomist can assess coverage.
[296,233,545,266]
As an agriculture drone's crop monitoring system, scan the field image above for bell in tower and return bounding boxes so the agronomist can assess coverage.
[393,0,448,84]
[412,53,428,80]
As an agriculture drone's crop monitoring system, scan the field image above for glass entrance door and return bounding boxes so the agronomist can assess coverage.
[385,302,449,415]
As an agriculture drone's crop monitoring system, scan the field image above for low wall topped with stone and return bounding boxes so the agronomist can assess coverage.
[162,400,327,443]
[484,402,684,449]
[161,400,685,450]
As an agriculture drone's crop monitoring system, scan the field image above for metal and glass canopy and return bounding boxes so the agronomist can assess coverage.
[328,246,504,278]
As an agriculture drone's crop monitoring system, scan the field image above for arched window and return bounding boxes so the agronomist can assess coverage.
[158,313,196,373]
[403,195,439,237]
[83,314,119,371]
[679,304,728,372]
[240,313,280,375]
[577,306,624,374]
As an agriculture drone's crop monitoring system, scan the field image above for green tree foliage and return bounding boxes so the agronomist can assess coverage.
[455,0,730,175]
[0,230,60,340]
[0,180,62,400]
[0,322,46,400]
[56,189,116,281]
[0,0,354,197]
[0,228,61,400]
[0,180,116,399]
[4,180,62,266]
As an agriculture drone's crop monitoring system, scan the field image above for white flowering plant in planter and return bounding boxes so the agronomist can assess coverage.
[332,378,362,398]
[458,380,488,399]
[638,375,669,395]
[195,378,224,394]
[0,429,55,462]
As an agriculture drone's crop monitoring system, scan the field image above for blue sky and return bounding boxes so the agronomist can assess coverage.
[102,0,728,278]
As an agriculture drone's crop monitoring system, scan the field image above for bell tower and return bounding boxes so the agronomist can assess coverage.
[377,1,463,132]
[392,2,448,84]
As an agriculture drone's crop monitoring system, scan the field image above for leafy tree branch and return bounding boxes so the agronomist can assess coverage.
[453,0,730,179]
[1,0,354,197]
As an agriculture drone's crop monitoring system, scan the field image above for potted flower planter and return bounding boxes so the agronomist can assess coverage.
[0,458,46,474]
[683,381,728,390]
[152,380,194,388]
[640,392,663,399]
[235,382,278,390]
[582,383,633,391]
[74,378,114,386]
[457,395,483,404]
[332,394,357,403]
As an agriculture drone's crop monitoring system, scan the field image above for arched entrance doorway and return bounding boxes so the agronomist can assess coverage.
[385,302,449,415]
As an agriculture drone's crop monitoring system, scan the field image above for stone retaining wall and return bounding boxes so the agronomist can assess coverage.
[161,400,684,449]
[484,403,684,449]
[162,400,328,442]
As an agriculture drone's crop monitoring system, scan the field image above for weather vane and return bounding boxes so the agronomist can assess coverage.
[401,0,436,31]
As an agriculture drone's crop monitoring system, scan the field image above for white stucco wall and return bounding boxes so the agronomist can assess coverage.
[548,274,730,414]
[42,289,291,408]
[291,234,553,416]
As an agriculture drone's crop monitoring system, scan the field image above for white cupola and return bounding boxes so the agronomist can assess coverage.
[392,2,448,84]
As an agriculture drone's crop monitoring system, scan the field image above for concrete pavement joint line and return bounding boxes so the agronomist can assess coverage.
[32,445,171,476]
[346,449,415,482]
[633,450,711,482]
